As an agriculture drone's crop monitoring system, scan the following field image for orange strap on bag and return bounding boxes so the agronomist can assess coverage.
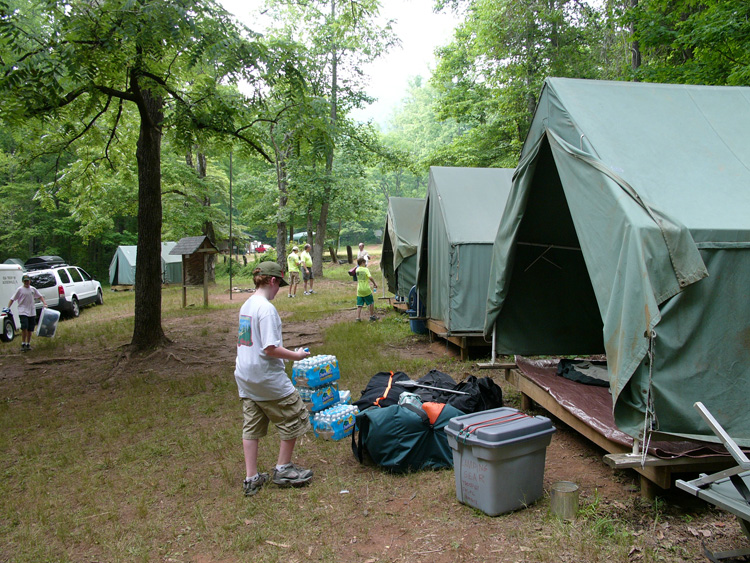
[374,371,395,407]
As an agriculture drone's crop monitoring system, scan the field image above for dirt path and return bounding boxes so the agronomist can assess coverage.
[2,280,747,562]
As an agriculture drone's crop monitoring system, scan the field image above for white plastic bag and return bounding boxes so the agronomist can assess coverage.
[37,308,60,338]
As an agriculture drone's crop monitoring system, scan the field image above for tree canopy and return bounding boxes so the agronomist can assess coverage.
[0,0,284,349]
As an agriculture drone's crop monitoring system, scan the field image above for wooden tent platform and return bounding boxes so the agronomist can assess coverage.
[503,359,737,498]
[425,319,491,361]
[391,299,409,313]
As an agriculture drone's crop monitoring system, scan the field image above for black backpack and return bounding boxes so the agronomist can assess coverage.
[446,375,504,413]
[408,370,503,414]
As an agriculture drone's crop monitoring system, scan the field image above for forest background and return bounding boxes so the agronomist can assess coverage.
[0,0,747,349]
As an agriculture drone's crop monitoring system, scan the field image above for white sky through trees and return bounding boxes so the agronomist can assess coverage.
[218,0,460,128]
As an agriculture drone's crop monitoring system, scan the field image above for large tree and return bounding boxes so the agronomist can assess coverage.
[0,0,272,350]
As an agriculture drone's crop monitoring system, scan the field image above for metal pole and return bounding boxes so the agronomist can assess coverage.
[229,151,233,301]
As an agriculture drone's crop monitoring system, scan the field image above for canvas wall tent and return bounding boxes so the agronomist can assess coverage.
[416,166,514,335]
[109,246,137,285]
[160,242,182,284]
[484,77,750,446]
[382,197,426,300]
[109,242,183,285]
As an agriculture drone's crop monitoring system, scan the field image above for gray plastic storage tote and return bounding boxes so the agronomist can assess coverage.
[444,407,555,515]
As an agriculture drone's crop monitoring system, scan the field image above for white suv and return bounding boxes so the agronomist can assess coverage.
[27,265,103,318]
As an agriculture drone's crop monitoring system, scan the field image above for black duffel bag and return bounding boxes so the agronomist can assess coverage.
[353,371,412,411]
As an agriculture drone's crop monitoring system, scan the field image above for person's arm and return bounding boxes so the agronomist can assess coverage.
[33,288,47,308]
[368,273,377,290]
[265,345,310,362]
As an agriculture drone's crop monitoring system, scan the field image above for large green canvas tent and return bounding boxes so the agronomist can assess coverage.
[109,242,182,285]
[416,166,514,334]
[382,197,426,300]
[485,78,750,446]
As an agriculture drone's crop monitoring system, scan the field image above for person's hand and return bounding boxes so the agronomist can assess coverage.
[295,347,311,360]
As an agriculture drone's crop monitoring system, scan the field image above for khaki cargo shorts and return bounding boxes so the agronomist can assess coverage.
[289,271,300,285]
[242,390,311,441]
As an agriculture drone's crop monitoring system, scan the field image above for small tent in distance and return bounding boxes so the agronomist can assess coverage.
[485,78,750,446]
[109,243,183,286]
[381,197,426,302]
[109,246,137,286]
[415,166,514,357]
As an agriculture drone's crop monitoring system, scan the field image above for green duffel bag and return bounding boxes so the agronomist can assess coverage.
[352,402,464,473]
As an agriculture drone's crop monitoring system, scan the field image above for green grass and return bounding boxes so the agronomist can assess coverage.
[0,257,724,562]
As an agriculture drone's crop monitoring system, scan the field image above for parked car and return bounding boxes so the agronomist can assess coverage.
[27,264,103,318]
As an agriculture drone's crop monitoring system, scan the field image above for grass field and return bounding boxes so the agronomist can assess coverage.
[0,256,742,562]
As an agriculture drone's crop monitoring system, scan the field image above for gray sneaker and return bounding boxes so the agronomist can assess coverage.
[272,463,313,487]
[243,473,269,497]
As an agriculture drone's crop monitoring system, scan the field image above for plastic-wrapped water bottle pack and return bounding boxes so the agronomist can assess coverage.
[292,354,340,387]
[312,404,359,441]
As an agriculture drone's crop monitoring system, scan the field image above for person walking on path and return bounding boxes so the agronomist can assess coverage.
[286,246,301,298]
[354,256,377,322]
[235,261,313,497]
[300,244,315,295]
[357,242,369,266]
[7,274,47,351]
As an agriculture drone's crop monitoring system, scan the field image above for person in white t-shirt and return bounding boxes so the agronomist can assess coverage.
[235,260,313,497]
[357,242,369,266]
[8,274,47,351]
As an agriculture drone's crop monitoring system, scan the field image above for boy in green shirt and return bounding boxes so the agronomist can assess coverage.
[300,243,314,295]
[355,257,377,322]
[286,246,301,297]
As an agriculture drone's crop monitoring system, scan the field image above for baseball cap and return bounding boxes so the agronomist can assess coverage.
[292,246,299,251]
[22,274,30,281]
[254,261,289,286]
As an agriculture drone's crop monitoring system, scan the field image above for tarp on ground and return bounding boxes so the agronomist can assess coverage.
[416,166,514,334]
[109,242,182,285]
[382,197,426,300]
[484,77,750,446]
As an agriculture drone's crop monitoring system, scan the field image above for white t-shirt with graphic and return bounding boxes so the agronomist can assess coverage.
[234,294,294,401]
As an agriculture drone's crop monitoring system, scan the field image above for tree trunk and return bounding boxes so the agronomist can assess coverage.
[314,0,338,278]
[271,125,290,271]
[630,0,641,75]
[132,87,168,350]
[190,148,216,283]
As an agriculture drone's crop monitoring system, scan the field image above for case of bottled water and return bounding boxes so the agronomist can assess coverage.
[311,404,359,440]
[297,382,340,413]
[292,355,340,388]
